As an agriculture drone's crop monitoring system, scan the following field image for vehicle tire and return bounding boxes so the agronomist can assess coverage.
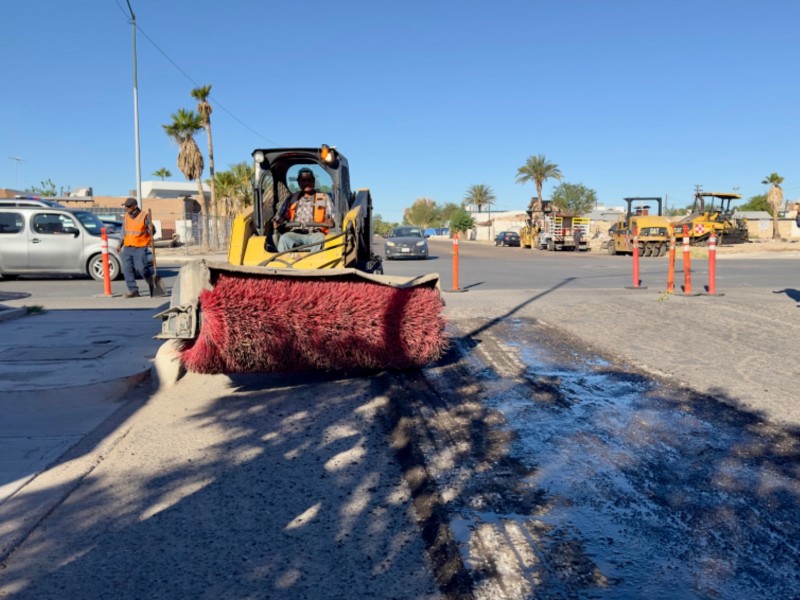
[607,242,616,255]
[88,254,121,282]
[643,244,653,257]
[547,239,555,251]
[659,244,668,257]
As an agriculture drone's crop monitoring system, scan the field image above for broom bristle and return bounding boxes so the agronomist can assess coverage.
[179,274,448,373]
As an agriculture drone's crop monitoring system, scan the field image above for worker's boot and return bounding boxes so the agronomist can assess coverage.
[146,277,155,298]
[124,290,140,298]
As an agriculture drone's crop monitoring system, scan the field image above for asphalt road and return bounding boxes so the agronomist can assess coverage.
[379,239,798,292]
[1,240,799,598]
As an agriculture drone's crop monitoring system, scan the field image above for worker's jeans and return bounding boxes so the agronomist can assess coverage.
[278,231,326,253]
[121,246,152,292]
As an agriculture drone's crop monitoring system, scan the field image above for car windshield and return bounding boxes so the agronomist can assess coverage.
[391,227,423,238]
[72,211,107,236]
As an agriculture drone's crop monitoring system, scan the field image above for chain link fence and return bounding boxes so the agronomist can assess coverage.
[88,207,234,251]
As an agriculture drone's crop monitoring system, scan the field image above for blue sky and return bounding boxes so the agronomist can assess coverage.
[1,0,797,222]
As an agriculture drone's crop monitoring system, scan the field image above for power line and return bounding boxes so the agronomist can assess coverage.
[116,1,277,145]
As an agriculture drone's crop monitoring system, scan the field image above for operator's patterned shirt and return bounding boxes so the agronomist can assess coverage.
[290,193,334,229]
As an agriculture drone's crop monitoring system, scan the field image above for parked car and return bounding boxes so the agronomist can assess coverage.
[384,226,429,260]
[98,217,124,234]
[494,231,521,247]
[0,198,65,208]
[0,206,144,281]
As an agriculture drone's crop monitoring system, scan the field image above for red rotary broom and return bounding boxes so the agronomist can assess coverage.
[178,273,448,374]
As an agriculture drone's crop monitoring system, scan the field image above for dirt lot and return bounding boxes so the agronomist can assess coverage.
[585,236,800,256]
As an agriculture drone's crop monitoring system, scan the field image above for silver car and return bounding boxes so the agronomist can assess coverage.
[0,206,128,281]
[384,226,429,260]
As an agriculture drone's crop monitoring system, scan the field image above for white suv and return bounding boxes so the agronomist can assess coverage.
[0,206,130,281]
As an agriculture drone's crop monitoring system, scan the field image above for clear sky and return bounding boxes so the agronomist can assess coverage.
[1,0,797,221]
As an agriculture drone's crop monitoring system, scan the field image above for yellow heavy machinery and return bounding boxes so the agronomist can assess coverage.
[673,191,748,245]
[156,146,446,374]
[519,198,550,249]
[605,197,672,257]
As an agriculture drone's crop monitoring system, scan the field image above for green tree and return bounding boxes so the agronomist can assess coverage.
[761,172,785,239]
[404,198,440,228]
[737,193,770,212]
[152,168,172,181]
[191,85,218,247]
[464,184,496,213]
[515,154,563,212]
[372,214,396,237]
[27,179,57,197]
[550,182,597,216]
[449,208,475,238]
[163,108,210,248]
[439,202,461,226]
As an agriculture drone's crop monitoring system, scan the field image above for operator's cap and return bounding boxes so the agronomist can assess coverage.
[123,197,138,208]
[297,167,315,179]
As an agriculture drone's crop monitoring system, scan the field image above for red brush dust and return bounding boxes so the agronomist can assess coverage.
[179,274,448,374]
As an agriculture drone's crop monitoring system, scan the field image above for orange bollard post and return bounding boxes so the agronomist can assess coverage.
[666,235,676,293]
[452,235,460,291]
[706,233,721,296]
[101,227,112,296]
[626,227,647,289]
[682,224,692,294]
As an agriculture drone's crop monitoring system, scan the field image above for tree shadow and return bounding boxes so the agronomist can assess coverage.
[773,288,800,304]
[0,375,440,599]
[379,309,800,598]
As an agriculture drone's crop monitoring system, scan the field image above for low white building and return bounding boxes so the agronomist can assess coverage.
[139,181,210,200]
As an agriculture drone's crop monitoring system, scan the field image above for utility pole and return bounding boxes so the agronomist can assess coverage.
[7,156,25,189]
[125,0,142,209]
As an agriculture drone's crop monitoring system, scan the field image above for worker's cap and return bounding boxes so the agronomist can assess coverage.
[297,168,315,180]
[122,197,138,208]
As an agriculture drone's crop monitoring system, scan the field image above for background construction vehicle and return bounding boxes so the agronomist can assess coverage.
[519,199,550,249]
[537,214,590,251]
[156,145,446,374]
[605,197,672,257]
[673,191,748,245]
[519,200,589,251]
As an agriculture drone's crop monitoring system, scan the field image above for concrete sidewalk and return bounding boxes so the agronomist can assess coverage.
[0,250,231,560]
[0,251,228,503]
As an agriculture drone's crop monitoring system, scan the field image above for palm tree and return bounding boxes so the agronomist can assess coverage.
[213,170,238,244]
[152,168,172,181]
[162,108,211,249]
[761,172,785,240]
[191,85,218,247]
[515,155,563,212]
[230,161,254,211]
[464,184,496,213]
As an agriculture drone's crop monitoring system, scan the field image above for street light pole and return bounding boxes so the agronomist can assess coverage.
[126,0,143,209]
[7,156,25,189]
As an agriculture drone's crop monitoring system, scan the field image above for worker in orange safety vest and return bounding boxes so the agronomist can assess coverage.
[117,197,155,297]
[274,167,334,252]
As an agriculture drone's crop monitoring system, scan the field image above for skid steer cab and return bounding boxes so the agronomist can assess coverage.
[228,145,383,273]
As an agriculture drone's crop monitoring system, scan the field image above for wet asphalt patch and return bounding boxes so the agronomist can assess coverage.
[384,317,800,599]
